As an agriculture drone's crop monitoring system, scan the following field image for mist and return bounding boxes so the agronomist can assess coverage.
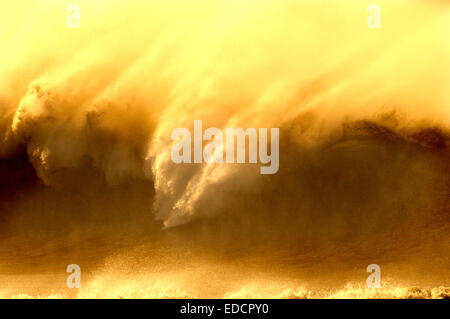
[0,0,448,298]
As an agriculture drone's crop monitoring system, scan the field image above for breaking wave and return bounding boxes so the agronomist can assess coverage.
[0,0,448,298]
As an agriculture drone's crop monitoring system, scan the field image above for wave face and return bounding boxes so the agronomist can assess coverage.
[0,0,449,298]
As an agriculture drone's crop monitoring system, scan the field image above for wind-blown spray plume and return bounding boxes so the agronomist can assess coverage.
[0,0,448,298]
